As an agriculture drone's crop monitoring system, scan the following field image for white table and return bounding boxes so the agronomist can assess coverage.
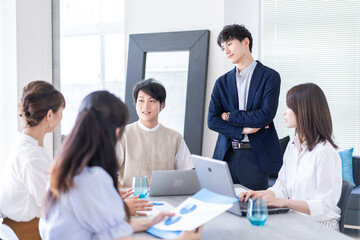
[132,193,352,240]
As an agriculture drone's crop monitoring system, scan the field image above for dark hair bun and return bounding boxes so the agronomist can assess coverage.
[19,81,65,127]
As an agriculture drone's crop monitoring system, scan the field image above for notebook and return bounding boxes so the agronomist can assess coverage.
[192,154,290,216]
[149,170,201,196]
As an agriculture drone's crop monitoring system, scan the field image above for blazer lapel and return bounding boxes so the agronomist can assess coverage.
[227,67,239,109]
[247,61,264,110]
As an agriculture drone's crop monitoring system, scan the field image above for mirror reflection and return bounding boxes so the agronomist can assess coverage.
[145,51,189,135]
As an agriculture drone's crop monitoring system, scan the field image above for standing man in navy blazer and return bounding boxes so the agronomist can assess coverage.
[208,24,282,190]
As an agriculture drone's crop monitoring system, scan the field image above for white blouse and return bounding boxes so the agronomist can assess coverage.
[268,138,342,221]
[0,132,52,221]
[39,166,133,240]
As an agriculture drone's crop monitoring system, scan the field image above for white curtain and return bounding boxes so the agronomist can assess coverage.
[0,0,18,180]
[262,0,360,154]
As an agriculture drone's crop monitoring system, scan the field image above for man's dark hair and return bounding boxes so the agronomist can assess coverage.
[217,24,253,52]
[132,78,166,105]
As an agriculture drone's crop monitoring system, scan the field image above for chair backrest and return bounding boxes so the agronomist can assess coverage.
[279,135,290,155]
[0,224,19,240]
[269,136,290,179]
[337,179,354,233]
[353,156,360,186]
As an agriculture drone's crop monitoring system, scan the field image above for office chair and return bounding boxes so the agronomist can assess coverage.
[0,224,19,240]
[337,179,354,233]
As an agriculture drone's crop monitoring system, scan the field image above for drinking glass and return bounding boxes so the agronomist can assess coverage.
[246,197,268,226]
[132,176,148,198]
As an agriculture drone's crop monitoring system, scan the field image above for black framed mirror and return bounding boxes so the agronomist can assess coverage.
[125,30,210,155]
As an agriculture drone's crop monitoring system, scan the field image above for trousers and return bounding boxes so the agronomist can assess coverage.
[224,147,268,190]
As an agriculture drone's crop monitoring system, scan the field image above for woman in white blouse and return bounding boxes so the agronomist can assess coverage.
[0,81,65,239]
[39,91,202,240]
[239,83,342,231]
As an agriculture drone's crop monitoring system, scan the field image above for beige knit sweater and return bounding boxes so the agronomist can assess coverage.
[119,122,182,187]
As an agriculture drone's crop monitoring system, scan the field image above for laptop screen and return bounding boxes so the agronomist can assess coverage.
[192,154,289,216]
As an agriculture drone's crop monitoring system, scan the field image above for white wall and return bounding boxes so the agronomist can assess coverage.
[13,0,260,158]
[224,0,261,70]
[0,0,17,180]
[125,0,259,157]
[16,0,54,155]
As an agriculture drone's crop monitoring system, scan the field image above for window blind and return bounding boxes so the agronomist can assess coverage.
[262,0,360,154]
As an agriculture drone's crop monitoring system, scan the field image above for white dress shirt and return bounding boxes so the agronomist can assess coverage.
[235,60,257,142]
[117,121,194,170]
[268,137,342,221]
[0,132,52,221]
[39,166,133,240]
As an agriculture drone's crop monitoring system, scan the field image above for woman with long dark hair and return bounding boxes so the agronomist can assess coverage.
[239,83,342,231]
[0,81,65,239]
[39,91,202,239]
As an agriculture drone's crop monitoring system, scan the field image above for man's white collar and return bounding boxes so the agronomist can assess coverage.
[137,121,160,132]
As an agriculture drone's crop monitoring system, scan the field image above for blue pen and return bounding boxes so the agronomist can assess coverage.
[151,202,164,206]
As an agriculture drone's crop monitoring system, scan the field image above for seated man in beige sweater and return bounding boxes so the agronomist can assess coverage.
[117,78,194,188]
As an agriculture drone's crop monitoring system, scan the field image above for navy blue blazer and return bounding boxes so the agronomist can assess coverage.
[208,61,282,175]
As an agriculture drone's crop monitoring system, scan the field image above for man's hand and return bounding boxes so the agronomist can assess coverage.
[242,127,261,134]
[242,125,269,134]
[221,112,230,121]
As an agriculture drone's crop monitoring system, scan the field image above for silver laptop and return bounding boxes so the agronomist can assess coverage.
[149,170,201,196]
[192,154,289,216]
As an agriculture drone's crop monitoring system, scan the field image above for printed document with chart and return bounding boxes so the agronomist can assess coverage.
[146,188,238,239]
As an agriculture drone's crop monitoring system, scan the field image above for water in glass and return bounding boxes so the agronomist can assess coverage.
[246,197,268,226]
[132,176,148,198]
